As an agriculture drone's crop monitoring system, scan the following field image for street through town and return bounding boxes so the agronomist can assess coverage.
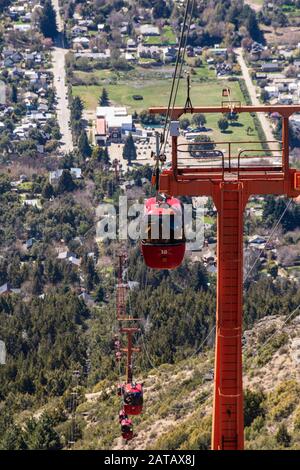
[51,0,73,153]
[236,47,280,151]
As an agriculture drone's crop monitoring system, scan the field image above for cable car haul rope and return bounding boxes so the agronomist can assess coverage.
[114,250,143,443]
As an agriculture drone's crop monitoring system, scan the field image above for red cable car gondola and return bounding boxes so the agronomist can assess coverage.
[141,196,185,269]
[120,417,134,441]
[119,382,143,415]
[119,409,128,423]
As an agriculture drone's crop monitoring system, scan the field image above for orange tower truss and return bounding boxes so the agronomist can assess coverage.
[149,103,300,450]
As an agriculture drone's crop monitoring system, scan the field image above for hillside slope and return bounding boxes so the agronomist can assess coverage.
[68,312,300,450]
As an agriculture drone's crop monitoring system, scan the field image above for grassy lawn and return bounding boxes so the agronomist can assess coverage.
[73,76,261,149]
[74,75,243,112]
[73,66,261,155]
[144,26,177,46]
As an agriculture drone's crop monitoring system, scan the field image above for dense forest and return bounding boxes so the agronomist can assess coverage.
[1,240,300,448]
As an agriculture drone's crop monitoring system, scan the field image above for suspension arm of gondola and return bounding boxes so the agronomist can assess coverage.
[184,73,193,112]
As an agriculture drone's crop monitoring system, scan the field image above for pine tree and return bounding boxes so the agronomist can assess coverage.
[32,272,42,296]
[123,133,136,165]
[57,170,76,193]
[1,425,27,450]
[218,117,229,133]
[39,0,58,39]
[42,182,54,200]
[85,257,98,292]
[11,84,17,103]
[192,114,206,128]
[71,97,83,122]
[95,285,105,302]
[25,415,62,450]
[276,423,291,448]
[99,88,109,106]
[78,131,92,158]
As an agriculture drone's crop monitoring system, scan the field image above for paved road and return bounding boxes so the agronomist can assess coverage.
[52,0,64,31]
[51,0,73,153]
[235,48,279,150]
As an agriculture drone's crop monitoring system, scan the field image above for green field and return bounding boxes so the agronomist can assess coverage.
[144,26,177,46]
[73,72,264,153]
[74,73,241,113]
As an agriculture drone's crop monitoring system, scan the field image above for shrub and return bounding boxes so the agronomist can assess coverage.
[276,423,291,448]
[268,380,300,421]
[293,405,300,431]
[244,389,266,427]
[257,332,288,367]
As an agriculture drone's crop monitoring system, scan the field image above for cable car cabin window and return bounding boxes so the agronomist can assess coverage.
[144,214,185,245]
[121,423,132,433]
[124,391,143,407]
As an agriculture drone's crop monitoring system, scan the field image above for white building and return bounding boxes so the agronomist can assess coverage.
[49,168,82,184]
[265,85,279,98]
[140,24,160,36]
[95,107,133,145]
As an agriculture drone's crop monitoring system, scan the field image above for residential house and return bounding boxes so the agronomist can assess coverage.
[137,44,161,60]
[13,24,31,32]
[278,94,294,105]
[127,39,137,53]
[49,168,82,184]
[0,283,21,296]
[209,45,228,59]
[256,72,267,80]
[78,292,94,305]
[24,238,36,249]
[71,25,88,37]
[22,199,41,208]
[57,251,81,267]
[140,24,160,36]
[249,235,267,245]
[57,251,77,260]
[162,47,177,63]
[261,62,281,73]
[265,85,279,98]
[73,37,90,49]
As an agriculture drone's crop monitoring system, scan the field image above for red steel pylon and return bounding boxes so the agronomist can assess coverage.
[148,102,300,449]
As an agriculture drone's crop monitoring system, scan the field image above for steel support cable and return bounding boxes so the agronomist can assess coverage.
[183,198,295,363]
[155,386,213,414]
[246,302,300,372]
[162,0,196,157]
[244,198,292,283]
[159,0,192,155]
[116,199,294,379]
